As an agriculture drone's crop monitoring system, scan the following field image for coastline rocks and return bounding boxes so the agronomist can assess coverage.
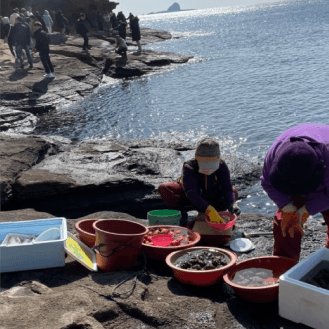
[0,29,189,116]
[1,135,261,218]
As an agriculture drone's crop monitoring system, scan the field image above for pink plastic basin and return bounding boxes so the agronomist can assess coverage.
[205,211,237,230]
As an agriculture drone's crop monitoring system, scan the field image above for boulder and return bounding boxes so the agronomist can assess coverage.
[48,33,67,45]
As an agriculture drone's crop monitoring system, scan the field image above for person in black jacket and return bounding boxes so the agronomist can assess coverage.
[35,11,48,32]
[12,16,33,69]
[32,21,54,78]
[128,14,142,51]
[114,20,127,39]
[76,13,91,51]
[110,12,117,29]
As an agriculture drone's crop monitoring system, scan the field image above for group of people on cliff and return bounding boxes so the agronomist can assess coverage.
[75,10,141,56]
[159,123,329,262]
[0,7,142,73]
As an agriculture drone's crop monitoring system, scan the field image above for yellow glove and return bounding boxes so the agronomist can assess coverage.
[281,203,306,238]
[205,205,225,223]
[298,206,310,226]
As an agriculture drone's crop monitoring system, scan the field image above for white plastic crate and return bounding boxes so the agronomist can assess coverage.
[279,248,329,329]
[0,218,67,273]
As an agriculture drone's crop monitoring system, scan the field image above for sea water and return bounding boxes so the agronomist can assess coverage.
[31,0,329,216]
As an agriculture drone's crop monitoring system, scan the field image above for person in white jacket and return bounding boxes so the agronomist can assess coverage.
[9,8,19,25]
[43,10,53,33]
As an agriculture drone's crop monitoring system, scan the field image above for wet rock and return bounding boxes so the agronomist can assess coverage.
[0,107,37,133]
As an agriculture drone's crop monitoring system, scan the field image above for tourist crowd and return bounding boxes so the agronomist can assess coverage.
[0,7,142,78]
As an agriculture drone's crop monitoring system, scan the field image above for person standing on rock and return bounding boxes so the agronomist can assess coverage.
[114,34,128,58]
[110,12,118,30]
[117,11,127,24]
[158,138,240,226]
[128,14,142,51]
[1,17,11,40]
[55,10,66,34]
[32,21,55,78]
[11,16,33,69]
[114,20,127,39]
[43,10,54,34]
[261,123,329,261]
[103,11,111,31]
[76,13,92,52]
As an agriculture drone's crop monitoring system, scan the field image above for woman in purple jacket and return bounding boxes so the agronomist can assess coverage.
[261,123,329,261]
[158,138,240,225]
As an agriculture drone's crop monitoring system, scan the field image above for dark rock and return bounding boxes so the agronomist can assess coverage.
[1,136,261,218]
[48,32,67,45]
[0,135,54,206]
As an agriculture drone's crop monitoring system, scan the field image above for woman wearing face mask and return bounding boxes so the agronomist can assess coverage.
[158,138,240,225]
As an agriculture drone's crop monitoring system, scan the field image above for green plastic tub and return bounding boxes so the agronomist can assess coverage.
[147,210,181,226]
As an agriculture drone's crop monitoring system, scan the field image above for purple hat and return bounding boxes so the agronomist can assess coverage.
[269,138,325,195]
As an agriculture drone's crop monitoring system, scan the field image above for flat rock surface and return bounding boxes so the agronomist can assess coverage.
[1,135,261,218]
[0,209,322,329]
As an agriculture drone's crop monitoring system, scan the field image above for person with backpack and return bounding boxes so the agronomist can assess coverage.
[32,21,55,78]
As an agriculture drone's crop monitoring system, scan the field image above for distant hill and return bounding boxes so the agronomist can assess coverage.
[167,2,180,12]
[148,2,194,15]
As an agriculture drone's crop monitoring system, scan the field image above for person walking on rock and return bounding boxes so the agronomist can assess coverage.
[43,10,54,33]
[261,123,329,261]
[33,21,54,78]
[158,138,240,226]
[76,13,91,52]
[11,16,33,69]
[115,34,128,58]
[128,14,142,51]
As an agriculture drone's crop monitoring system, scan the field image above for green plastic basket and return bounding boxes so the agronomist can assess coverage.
[147,210,181,226]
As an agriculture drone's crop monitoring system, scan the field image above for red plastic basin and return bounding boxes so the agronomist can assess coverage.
[142,225,201,261]
[166,247,237,287]
[223,256,298,303]
[75,219,99,248]
[205,211,237,230]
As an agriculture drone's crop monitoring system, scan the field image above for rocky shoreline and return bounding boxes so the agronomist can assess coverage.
[0,28,192,122]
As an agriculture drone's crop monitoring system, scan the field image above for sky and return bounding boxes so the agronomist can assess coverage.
[115,0,283,16]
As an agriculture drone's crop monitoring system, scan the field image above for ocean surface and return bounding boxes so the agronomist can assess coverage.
[33,0,329,217]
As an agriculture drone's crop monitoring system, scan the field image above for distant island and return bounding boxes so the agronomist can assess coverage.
[148,2,194,15]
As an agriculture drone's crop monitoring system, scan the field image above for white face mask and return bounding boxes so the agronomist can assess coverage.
[198,160,220,175]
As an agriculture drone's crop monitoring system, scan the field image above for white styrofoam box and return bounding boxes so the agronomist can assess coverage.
[0,218,67,273]
[279,248,329,329]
